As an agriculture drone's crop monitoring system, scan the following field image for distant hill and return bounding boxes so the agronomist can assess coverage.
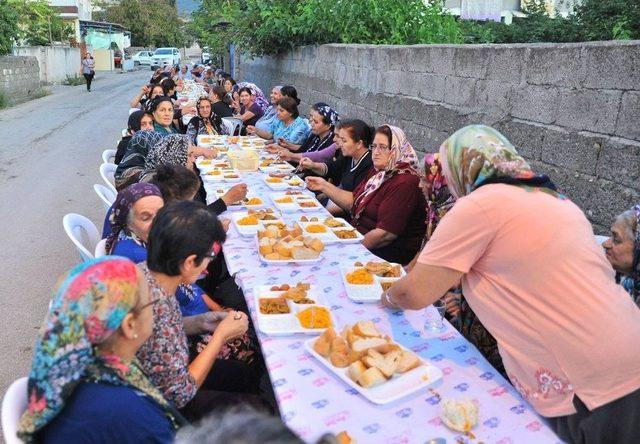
[176,0,200,14]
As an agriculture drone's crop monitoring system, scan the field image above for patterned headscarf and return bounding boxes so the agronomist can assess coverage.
[115,131,164,190]
[439,125,561,199]
[18,257,179,441]
[621,204,640,305]
[352,124,420,220]
[236,81,269,111]
[313,102,340,127]
[422,153,456,243]
[105,183,163,254]
[195,96,222,135]
[141,134,192,180]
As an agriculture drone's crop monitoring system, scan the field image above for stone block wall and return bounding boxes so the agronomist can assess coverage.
[0,56,40,105]
[15,46,81,84]
[239,41,640,232]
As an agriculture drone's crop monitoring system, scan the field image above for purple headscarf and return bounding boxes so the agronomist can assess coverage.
[105,183,163,254]
[237,82,269,112]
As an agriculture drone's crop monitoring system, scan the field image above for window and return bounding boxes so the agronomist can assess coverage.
[154,49,172,55]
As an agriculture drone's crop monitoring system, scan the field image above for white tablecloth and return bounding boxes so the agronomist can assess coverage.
[211,169,561,444]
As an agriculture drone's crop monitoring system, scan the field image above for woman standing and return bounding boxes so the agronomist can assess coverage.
[383,125,640,444]
[80,52,95,92]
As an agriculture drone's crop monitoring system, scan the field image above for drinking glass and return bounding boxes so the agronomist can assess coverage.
[424,299,447,332]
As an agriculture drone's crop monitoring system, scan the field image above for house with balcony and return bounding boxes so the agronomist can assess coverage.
[49,0,93,42]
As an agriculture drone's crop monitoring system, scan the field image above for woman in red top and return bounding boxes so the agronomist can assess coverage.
[307,124,425,264]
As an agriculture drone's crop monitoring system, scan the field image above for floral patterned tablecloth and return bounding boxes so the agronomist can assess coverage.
[211,170,562,444]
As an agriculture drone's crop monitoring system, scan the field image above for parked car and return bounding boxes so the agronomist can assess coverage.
[201,47,211,64]
[151,47,181,68]
[114,49,123,68]
[132,50,153,66]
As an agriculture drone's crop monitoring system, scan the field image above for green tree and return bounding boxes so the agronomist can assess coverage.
[0,0,19,54]
[96,0,189,47]
[9,0,73,46]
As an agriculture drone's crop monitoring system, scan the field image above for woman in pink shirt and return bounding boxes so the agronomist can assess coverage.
[383,125,640,444]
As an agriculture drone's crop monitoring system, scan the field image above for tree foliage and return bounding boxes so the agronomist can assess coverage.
[95,0,188,47]
[0,0,19,55]
[7,0,73,46]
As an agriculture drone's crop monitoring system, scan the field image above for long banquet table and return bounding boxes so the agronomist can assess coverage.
[204,166,561,444]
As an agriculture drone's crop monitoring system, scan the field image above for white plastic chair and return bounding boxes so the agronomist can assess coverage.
[129,107,139,116]
[94,238,108,258]
[102,149,116,164]
[121,129,128,138]
[93,183,116,212]
[62,213,100,262]
[221,117,242,136]
[99,163,117,195]
[1,377,28,444]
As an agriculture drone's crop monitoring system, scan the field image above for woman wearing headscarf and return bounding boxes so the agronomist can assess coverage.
[186,96,225,145]
[307,124,426,264]
[235,81,269,112]
[114,110,154,164]
[18,257,183,443]
[115,131,164,191]
[382,125,640,444]
[252,85,282,133]
[139,134,216,183]
[603,204,640,307]
[288,102,339,156]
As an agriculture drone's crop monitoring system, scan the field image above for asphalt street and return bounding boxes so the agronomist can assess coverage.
[0,69,150,415]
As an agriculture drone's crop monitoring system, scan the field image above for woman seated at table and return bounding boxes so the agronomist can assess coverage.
[186,97,224,144]
[138,201,265,421]
[253,86,282,133]
[306,124,425,264]
[115,110,154,164]
[236,82,270,112]
[269,102,338,163]
[18,257,182,443]
[209,86,233,118]
[232,87,264,129]
[297,118,373,196]
[603,204,640,306]
[383,125,640,444]
[115,131,164,191]
[222,76,237,106]
[139,134,216,183]
[130,83,164,110]
[250,97,310,151]
[151,96,180,135]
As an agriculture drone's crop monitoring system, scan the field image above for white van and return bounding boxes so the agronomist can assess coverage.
[151,47,181,68]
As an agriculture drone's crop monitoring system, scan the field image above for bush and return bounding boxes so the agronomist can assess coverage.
[64,74,85,86]
[0,89,8,108]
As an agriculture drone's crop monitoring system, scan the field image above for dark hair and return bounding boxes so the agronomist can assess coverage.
[375,125,393,147]
[149,96,173,113]
[280,85,300,105]
[162,79,176,95]
[238,87,253,97]
[128,110,153,132]
[147,201,226,276]
[336,119,374,147]
[150,84,164,98]
[150,165,200,203]
[211,85,227,101]
[222,76,236,86]
[277,97,299,119]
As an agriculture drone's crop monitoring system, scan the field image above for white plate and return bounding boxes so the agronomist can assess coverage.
[201,169,242,183]
[256,236,323,264]
[297,220,364,244]
[339,265,405,302]
[253,286,331,336]
[208,191,265,210]
[263,176,306,191]
[272,193,324,213]
[231,212,284,237]
[304,337,443,405]
[258,161,295,173]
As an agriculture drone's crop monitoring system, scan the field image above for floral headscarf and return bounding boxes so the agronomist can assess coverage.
[115,131,164,190]
[18,257,180,441]
[439,125,561,199]
[621,204,640,305]
[422,153,456,243]
[195,96,222,135]
[313,102,340,127]
[236,81,269,111]
[141,134,192,180]
[352,124,420,220]
[105,183,163,254]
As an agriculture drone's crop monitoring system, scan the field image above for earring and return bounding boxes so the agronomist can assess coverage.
[133,333,139,339]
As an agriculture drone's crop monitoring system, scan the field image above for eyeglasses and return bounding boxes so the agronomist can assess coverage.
[134,297,161,313]
[371,144,391,152]
[202,241,222,261]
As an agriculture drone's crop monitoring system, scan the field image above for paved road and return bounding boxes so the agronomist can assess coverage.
[0,69,149,411]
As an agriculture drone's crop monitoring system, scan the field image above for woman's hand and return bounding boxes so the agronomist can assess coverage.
[246,125,256,135]
[443,291,462,317]
[214,311,248,342]
[278,139,294,150]
[277,149,297,162]
[305,176,328,193]
[219,217,231,233]
[298,157,316,171]
[221,183,248,206]
[266,144,281,154]
[189,147,217,159]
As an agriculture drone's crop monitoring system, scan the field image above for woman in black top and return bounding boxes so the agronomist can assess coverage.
[114,110,154,164]
[299,119,374,215]
[277,103,338,163]
[210,85,233,118]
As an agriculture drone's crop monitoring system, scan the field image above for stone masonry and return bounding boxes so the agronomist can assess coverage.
[239,41,640,233]
[0,56,40,105]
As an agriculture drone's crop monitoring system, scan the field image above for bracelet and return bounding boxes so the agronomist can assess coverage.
[384,288,400,309]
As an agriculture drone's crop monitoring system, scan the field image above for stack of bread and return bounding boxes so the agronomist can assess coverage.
[258,223,324,261]
[313,320,421,388]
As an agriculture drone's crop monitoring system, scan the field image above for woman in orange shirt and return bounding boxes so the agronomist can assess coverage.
[383,125,640,444]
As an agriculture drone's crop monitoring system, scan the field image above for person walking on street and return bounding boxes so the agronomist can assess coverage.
[80,52,95,92]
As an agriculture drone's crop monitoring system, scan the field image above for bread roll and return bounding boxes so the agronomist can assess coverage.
[291,247,318,260]
[275,243,292,258]
[351,337,389,353]
[347,361,367,382]
[357,367,386,388]
[396,351,421,373]
[313,336,331,357]
[309,238,324,252]
[353,320,380,338]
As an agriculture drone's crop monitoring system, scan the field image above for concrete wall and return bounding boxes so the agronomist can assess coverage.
[0,56,40,105]
[239,41,640,232]
[15,46,81,84]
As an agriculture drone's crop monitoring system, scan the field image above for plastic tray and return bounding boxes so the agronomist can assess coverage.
[256,236,323,264]
[263,176,306,191]
[271,193,324,213]
[339,265,405,302]
[230,212,284,237]
[297,220,364,244]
